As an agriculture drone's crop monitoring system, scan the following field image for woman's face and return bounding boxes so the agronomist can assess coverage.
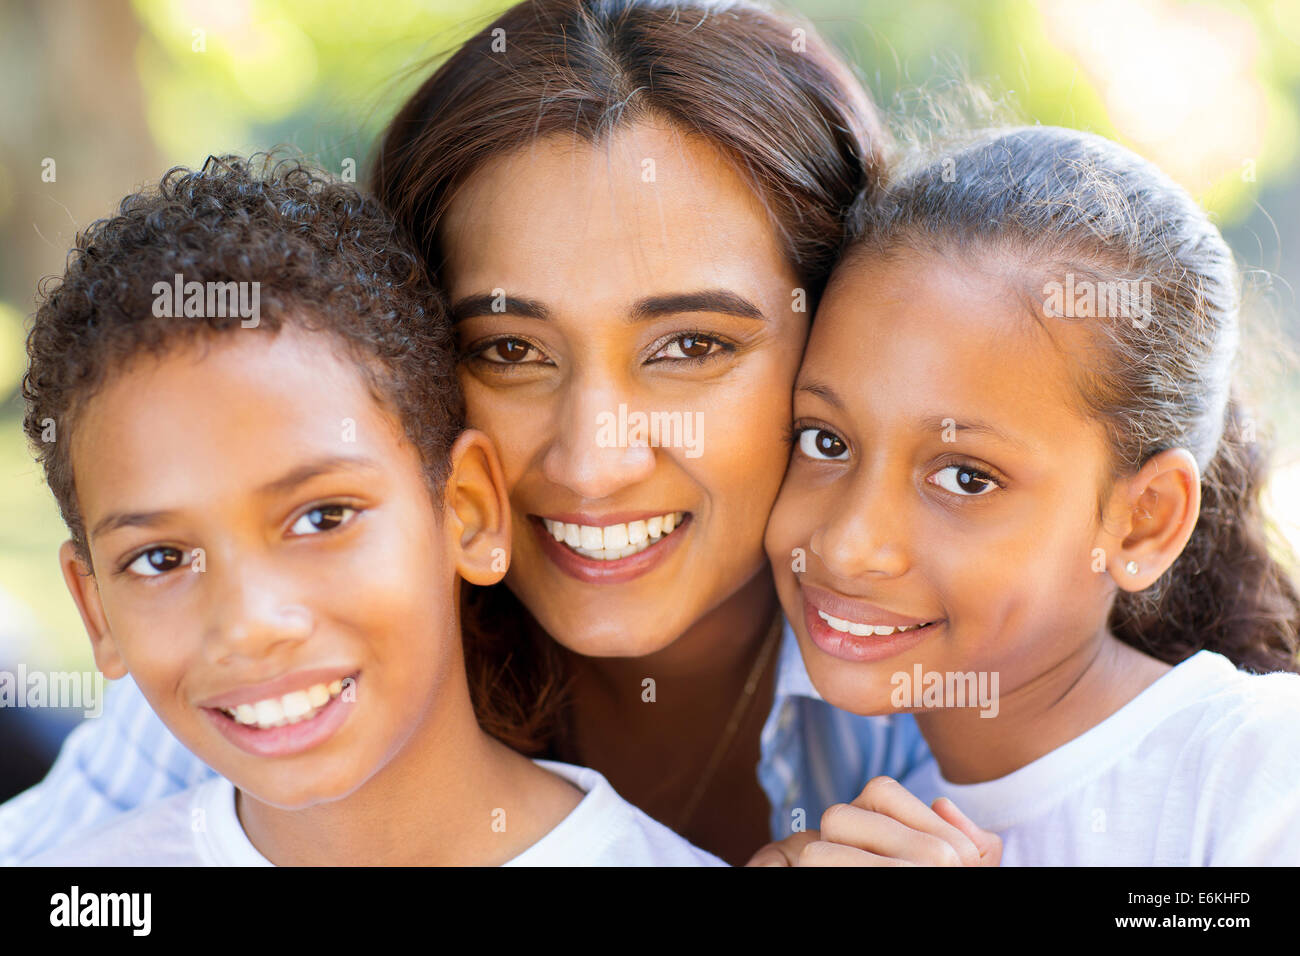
[441,120,807,657]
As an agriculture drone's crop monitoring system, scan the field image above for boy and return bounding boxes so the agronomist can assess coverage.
[22,156,722,866]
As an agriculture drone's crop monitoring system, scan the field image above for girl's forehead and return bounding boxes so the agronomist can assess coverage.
[802,251,1097,444]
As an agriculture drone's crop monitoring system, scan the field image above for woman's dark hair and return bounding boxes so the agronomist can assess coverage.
[24,155,464,569]
[371,0,889,752]
[846,125,1300,673]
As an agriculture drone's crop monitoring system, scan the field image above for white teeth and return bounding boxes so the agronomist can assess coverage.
[223,679,348,729]
[602,523,629,550]
[817,609,930,638]
[542,512,685,562]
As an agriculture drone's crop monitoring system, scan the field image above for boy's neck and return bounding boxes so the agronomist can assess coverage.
[235,688,583,866]
[913,630,1172,785]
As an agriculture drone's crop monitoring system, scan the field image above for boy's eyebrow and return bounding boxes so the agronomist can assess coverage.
[89,454,385,540]
[798,383,1029,448]
[449,289,766,323]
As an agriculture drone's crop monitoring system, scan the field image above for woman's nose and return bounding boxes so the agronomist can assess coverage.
[541,382,657,499]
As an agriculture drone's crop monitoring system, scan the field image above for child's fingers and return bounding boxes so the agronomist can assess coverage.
[839,776,984,866]
[820,802,973,866]
[795,840,916,867]
[744,830,821,867]
[930,797,1002,867]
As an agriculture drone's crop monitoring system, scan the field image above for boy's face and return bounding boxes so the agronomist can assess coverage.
[62,324,489,808]
[764,250,1126,716]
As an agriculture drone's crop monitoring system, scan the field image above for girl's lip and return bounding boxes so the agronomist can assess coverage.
[530,513,692,584]
[800,583,939,629]
[203,673,358,758]
[801,590,942,663]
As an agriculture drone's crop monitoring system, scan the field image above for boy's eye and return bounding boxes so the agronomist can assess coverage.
[929,465,999,496]
[290,504,357,535]
[477,338,544,364]
[797,427,849,461]
[127,547,189,577]
[651,334,722,361]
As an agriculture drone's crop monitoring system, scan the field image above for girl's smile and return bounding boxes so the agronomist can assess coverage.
[800,582,945,663]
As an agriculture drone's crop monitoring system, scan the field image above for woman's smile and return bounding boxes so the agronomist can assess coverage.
[530,511,693,584]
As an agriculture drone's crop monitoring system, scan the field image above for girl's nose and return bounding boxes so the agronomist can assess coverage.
[809,476,911,580]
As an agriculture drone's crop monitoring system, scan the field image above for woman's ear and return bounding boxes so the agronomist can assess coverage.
[1104,448,1201,591]
[442,429,512,586]
[59,540,127,680]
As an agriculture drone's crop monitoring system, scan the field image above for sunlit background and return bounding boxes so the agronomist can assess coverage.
[0,0,1297,780]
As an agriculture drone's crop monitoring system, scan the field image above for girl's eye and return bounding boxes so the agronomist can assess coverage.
[290,505,357,535]
[126,547,189,578]
[929,465,999,496]
[477,338,543,364]
[797,427,849,461]
[652,334,721,361]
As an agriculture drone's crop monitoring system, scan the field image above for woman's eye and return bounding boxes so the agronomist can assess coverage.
[290,505,357,535]
[929,465,999,496]
[126,547,189,577]
[477,338,542,364]
[797,428,849,461]
[653,334,721,361]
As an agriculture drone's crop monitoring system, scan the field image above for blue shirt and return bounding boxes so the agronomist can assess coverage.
[0,618,932,862]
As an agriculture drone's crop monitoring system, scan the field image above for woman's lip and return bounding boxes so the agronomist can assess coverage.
[197,666,357,710]
[801,593,940,664]
[203,675,358,758]
[531,513,691,584]
[532,510,688,527]
[800,583,939,629]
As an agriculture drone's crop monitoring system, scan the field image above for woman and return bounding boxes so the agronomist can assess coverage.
[1,0,930,866]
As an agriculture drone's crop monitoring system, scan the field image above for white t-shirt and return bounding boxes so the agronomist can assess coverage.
[27,759,726,867]
[902,651,1300,865]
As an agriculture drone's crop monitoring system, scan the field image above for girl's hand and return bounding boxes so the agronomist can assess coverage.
[759,776,1002,867]
[745,829,822,866]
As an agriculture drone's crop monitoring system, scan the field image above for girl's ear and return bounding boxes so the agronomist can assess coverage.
[1107,448,1201,591]
[59,540,127,680]
[442,429,512,586]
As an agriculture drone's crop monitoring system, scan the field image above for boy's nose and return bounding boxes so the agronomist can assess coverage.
[809,477,911,580]
[540,380,656,499]
[205,564,314,660]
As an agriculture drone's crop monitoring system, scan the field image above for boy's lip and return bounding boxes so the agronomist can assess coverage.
[197,666,358,710]
[204,681,357,759]
[800,583,940,629]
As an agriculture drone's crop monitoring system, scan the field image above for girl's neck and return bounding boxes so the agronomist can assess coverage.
[914,629,1172,784]
[237,681,582,866]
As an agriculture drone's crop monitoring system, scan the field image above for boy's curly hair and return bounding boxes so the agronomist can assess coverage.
[23,154,465,566]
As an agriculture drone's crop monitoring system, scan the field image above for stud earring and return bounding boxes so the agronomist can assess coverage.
[1124,560,1139,576]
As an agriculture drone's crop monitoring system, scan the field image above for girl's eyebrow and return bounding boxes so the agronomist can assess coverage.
[450,289,766,324]
[798,382,1030,450]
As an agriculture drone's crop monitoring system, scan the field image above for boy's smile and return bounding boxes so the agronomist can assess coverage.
[62,323,469,808]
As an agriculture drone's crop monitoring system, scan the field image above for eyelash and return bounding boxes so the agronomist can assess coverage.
[115,501,362,579]
[786,422,1007,494]
[463,332,736,370]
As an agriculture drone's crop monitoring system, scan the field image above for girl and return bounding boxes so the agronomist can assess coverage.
[763,124,1300,865]
[2,0,946,867]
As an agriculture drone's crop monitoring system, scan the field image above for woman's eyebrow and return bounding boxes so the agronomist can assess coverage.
[449,289,766,323]
[450,294,550,323]
[628,290,766,322]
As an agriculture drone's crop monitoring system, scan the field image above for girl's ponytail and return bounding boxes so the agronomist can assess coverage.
[1113,397,1300,672]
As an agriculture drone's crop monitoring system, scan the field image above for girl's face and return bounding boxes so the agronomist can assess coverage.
[765,249,1126,714]
[440,120,807,657]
